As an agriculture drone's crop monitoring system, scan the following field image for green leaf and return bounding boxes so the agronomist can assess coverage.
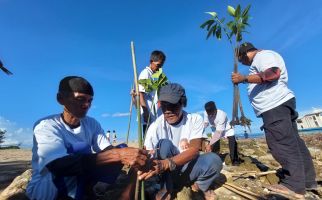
[226,21,234,31]
[242,5,251,17]
[151,68,163,78]
[212,24,218,37]
[206,20,215,31]
[215,27,222,40]
[200,19,213,29]
[206,25,216,39]
[205,12,217,17]
[227,5,235,17]
[235,5,241,18]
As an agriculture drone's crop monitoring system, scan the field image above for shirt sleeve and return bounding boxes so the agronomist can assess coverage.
[188,114,204,140]
[91,119,111,153]
[34,121,69,173]
[144,122,157,150]
[258,52,279,71]
[215,111,227,132]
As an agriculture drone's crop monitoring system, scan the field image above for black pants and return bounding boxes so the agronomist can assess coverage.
[211,135,239,162]
[261,98,316,194]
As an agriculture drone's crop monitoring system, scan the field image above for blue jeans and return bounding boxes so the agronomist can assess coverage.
[155,139,222,192]
[55,143,126,199]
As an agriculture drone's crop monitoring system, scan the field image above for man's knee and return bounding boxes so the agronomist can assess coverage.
[156,139,179,159]
[199,153,223,174]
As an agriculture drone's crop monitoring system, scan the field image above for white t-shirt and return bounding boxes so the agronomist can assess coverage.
[247,50,294,116]
[203,109,235,138]
[144,111,206,152]
[26,114,110,200]
[138,66,162,124]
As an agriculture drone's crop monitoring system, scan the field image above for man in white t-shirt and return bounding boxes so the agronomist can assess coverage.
[138,83,222,200]
[232,42,316,199]
[26,76,149,200]
[138,50,166,136]
[203,101,241,165]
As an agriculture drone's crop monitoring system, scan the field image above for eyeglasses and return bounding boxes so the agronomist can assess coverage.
[160,101,181,114]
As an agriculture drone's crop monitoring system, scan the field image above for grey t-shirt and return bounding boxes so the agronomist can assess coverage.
[247,50,294,116]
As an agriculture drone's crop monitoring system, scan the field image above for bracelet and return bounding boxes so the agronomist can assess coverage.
[242,75,248,83]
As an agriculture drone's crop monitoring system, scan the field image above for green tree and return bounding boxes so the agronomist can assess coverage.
[0,129,6,147]
[200,4,252,132]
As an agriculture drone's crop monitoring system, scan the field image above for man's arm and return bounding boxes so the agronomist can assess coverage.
[231,67,281,84]
[47,147,149,177]
[138,138,201,180]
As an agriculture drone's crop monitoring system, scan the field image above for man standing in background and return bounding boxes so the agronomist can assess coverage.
[138,50,166,136]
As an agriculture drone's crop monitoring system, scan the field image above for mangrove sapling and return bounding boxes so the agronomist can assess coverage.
[200,4,252,132]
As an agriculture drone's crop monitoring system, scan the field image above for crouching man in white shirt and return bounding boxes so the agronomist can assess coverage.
[203,101,241,166]
[138,83,222,200]
[26,76,149,200]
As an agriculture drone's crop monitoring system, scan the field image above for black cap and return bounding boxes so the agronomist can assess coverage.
[158,83,185,104]
[58,76,94,96]
[238,42,256,56]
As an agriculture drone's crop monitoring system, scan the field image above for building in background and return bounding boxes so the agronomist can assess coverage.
[296,111,322,131]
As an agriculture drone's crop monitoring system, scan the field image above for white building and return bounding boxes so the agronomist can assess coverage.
[296,112,322,130]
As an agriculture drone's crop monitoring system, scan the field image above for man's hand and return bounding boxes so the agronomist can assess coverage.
[231,72,246,84]
[137,159,168,180]
[118,147,149,170]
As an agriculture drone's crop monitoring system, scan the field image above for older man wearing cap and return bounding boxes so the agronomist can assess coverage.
[138,83,223,200]
[27,76,149,200]
[231,43,316,199]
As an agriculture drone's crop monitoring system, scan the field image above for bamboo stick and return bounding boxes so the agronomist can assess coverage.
[224,183,263,198]
[223,184,257,200]
[131,41,144,200]
[255,170,276,177]
[126,85,134,144]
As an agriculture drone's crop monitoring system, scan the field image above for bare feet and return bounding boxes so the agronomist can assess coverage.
[191,183,216,200]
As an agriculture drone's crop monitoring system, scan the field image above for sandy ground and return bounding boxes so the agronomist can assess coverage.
[0,138,321,199]
[0,142,138,193]
[0,149,32,193]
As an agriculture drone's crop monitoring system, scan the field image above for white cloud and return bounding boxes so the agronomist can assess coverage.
[101,112,130,118]
[112,112,130,117]
[101,113,110,117]
[0,116,33,148]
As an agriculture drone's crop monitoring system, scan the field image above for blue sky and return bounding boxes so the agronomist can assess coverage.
[1,0,322,148]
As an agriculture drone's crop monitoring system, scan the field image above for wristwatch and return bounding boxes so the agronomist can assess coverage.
[167,158,176,171]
